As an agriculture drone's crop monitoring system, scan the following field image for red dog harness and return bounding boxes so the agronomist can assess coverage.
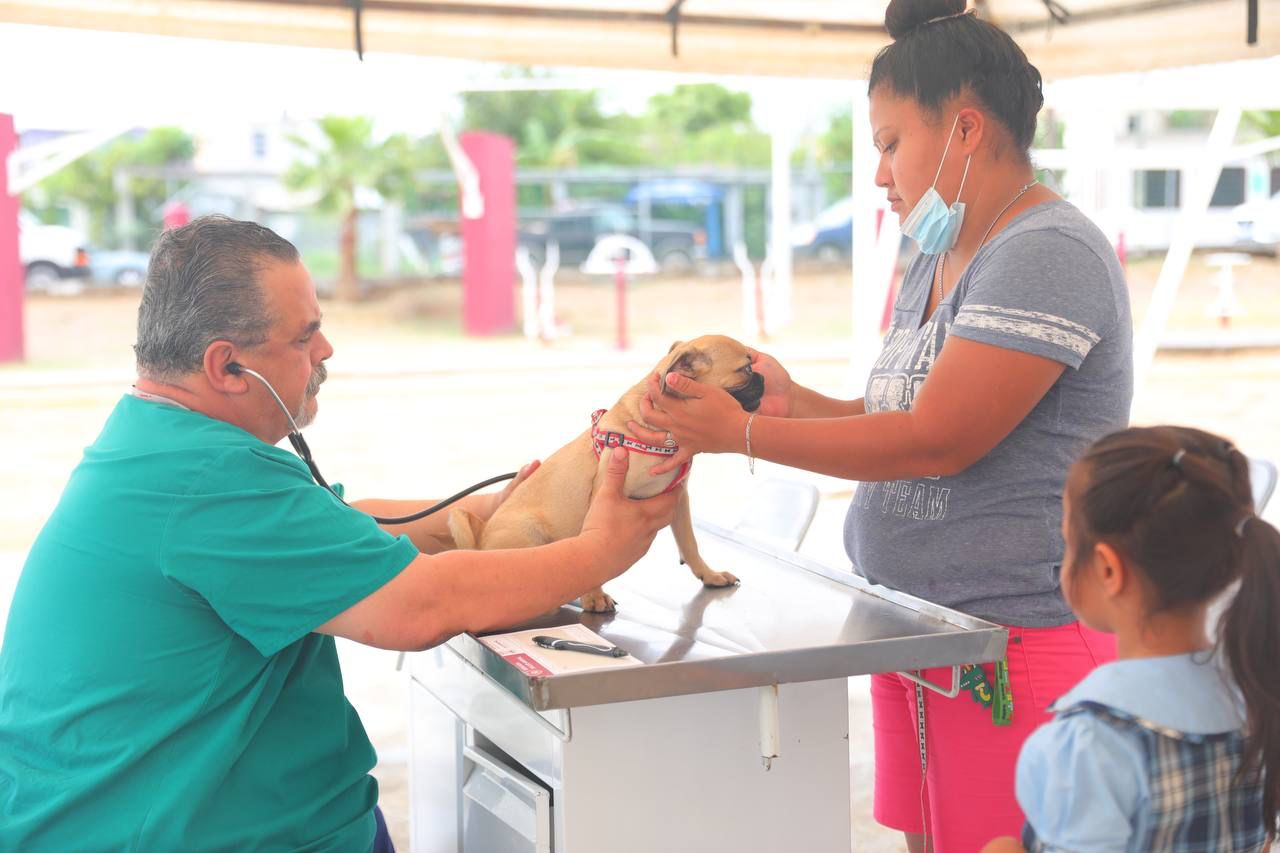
[590,408,690,494]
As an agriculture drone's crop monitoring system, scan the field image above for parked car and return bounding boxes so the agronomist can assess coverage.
[791,197,854,262]
[18,212,91,290]
[520,205,706,274]
[90,249,150,286]
[1231,191,1280,255]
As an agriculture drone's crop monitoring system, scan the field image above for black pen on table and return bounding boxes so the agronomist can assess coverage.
[532,635,628,658]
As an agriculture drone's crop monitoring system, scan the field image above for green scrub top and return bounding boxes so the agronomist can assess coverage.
[0,394,419,851]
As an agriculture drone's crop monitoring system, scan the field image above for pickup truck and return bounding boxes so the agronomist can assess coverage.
[19,213,91,290]
[519,205,706,274]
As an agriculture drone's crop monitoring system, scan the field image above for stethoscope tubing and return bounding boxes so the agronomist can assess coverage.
[232,363,516,526]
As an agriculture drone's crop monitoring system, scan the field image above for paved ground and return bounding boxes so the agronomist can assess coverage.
[2,258,1277,851]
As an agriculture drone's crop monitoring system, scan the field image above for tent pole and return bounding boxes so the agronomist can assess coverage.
[1132,103,1242,402]
[848,86,888,393]
[768,118,794,333]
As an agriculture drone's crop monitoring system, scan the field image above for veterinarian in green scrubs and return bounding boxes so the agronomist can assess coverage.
[0,215,677,851]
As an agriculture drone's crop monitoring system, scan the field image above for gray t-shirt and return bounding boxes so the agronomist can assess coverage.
[843,200,1133,627]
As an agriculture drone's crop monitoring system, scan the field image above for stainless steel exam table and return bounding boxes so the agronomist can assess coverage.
[405,521,1006,853]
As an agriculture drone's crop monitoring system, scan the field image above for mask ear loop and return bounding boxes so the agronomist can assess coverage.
[930,113,964,188]
[953,154,972,207]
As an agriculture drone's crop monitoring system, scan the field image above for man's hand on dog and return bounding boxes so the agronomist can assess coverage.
[580,447,680,570]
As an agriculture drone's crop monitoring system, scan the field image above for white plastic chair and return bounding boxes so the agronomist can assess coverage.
[1249,456,1277,514]
[732,477,820,552]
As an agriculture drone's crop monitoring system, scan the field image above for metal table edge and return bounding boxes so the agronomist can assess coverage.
[442,520,1011,711]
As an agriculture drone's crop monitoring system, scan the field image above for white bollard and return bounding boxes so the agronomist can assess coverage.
[760,251,781,338]
[516,245,539,340]
[733,241,759,339]
[538,241,560,341]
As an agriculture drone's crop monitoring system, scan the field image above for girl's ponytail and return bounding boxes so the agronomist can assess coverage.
[1072,426,1280,835]
[1221,513,1280,834]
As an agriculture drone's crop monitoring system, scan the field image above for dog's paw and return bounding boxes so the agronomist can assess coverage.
[579,590,617,612]
[700,570,740,588]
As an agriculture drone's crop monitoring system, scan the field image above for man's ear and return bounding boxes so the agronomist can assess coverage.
[204,341,246,393]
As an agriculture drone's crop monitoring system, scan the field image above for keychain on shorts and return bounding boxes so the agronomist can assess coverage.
[992,658,1013,726]
[959,660,1013,725]
[959,663,994,708]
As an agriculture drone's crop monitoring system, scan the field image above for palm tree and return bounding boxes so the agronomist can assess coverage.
[284,117,413,302]
[1243,110,1280,140]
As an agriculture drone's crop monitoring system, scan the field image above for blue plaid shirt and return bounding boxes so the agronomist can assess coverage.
[1016,653,1267,853]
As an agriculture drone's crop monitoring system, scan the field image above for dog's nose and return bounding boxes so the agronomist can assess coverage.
[730,372,765,412]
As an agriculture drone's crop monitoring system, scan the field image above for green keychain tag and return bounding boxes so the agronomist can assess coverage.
[991,658,1013,726]
[961,663,994,708]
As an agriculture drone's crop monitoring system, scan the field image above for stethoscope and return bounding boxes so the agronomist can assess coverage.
[227,362,516,525]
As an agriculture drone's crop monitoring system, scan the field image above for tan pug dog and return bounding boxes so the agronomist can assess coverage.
[448,334,764,612]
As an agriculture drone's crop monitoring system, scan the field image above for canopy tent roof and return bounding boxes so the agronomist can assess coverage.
[0,0,1276,79]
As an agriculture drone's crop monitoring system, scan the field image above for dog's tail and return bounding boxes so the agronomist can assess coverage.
[447,508,486,550]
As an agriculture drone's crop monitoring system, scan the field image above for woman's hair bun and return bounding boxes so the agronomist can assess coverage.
[884,0,967,40]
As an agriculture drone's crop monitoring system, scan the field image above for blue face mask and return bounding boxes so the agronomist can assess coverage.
[900,114,972,255]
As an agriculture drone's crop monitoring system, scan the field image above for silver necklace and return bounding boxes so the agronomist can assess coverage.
[935,180,1038,303]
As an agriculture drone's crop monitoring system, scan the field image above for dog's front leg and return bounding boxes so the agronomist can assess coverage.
[672,488,739,588]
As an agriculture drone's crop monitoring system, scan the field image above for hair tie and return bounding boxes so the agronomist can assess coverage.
[1235,515,1253,538]
[1170,448,1187,470]
[921,8,974,26]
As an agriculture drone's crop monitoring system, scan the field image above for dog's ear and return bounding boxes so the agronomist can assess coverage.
[668,347,710,378]
[667,340,683,354]
[660,346,711,396]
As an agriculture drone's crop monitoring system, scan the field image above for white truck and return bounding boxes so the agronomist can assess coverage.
[18,212,91,290]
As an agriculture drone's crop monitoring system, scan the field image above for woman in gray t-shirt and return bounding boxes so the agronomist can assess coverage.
[632,1,1132,850]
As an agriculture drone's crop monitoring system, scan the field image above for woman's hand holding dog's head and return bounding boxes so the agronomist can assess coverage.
[745,348,794,418]
[580,447,680,575]
[634,372,747,476]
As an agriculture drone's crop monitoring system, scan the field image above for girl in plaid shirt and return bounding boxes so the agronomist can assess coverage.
[984,426,1279,852]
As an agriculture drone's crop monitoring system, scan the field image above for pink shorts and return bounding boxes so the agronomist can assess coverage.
[871,621,1115,853]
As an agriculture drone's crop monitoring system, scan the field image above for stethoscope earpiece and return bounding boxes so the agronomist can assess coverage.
[234,363,514,525]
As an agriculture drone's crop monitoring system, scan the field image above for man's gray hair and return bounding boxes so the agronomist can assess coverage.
[134,215,300,381]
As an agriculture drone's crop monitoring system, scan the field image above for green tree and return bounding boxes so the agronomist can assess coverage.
[463,88,646,163]
[462,83,645,166]
[284,116,417,302]
[26,127,194,247]
[462,85,647,205]
[463,81,609,147]
[642,85,768,168]
[649,123,770,168]
[806,107,854,201]
[1243,111,1280,142]
[646,84,752,135]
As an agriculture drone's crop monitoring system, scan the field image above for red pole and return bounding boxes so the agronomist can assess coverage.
[0,113,23,363]
[613,255,628,351]
[459,132,516,336]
